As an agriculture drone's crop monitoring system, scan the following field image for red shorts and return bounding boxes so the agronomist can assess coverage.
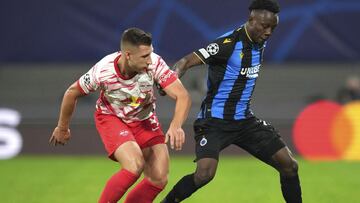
[94,111,165,161]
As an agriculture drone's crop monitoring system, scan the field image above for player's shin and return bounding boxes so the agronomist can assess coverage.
[161,173,199,203]
[124,178,164,203]
[98,169,139,203]
[280,174,302,203]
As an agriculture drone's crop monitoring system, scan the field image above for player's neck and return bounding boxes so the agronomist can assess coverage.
[244,22,255,43]
[117,57,137,79]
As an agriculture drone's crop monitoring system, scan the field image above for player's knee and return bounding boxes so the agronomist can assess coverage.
[124,156,145,175]
[149,168,169,187]
[280,158,299,177]
[194,168,216,187]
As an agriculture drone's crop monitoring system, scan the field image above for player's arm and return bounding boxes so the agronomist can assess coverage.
[162,79,191,151]
[49,65,99,146]
[172,52,204,78]
[158,36,233,95]
[49,82,86,146]
[175,35,234,78]
[156,53,203,96]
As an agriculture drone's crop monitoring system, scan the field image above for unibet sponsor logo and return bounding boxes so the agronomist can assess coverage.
[240,64,260,78]
[293,100,360,161]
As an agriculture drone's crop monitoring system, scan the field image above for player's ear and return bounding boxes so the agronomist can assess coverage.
[125,51,131,60]
[248,11,256,24]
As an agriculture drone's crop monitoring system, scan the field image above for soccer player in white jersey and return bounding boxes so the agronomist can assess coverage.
[49,27,191,203]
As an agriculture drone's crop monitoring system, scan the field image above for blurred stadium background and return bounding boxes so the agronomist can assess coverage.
[1,0,360,202]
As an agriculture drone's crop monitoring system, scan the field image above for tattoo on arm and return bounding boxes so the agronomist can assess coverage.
[173,53,203,78]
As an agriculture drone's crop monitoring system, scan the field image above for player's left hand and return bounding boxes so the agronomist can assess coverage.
[165,124,185,151]
[49,126,71,146]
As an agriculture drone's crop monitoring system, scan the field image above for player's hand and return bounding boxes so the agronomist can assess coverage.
[49,126,71,146]
[165,124,185,151]
[155,82,167,96]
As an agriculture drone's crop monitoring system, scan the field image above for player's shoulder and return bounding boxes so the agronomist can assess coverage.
[90,51,119,78]
[97,51,120,65]
[149,52,167,70]
[208,27,242,50]
[150,52,162,62]
[94,52,119,70]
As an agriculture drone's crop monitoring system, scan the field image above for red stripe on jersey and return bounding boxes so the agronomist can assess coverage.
[113,54,123,78]
[106,81,121,85]
[100,91,116,115]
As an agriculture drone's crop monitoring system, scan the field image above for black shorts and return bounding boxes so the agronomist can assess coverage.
[193,117,286,162]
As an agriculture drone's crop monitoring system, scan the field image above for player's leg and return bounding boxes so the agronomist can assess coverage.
[162,119,224,203]
[235,118,302,203]
[161,158,218,203]
[124,143,169,203]
[123,114,168,203]
[95,113,144,203]
[270,147,302,203]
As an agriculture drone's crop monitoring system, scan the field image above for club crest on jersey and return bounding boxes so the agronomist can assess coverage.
[119,130,129,137]
[206,43,219,55]
[200,137,208,146]
[240,64,260,78]
[120,95,144,107]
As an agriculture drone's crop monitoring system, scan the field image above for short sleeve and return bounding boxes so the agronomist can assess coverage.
[193,32,237,65]
[153,56,178,89]
[77,65,100,94]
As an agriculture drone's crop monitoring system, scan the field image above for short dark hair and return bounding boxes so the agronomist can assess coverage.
[121,27,152,48]
[249,0,280,14]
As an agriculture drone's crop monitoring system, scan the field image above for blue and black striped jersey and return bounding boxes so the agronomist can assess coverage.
[194,25,265,120]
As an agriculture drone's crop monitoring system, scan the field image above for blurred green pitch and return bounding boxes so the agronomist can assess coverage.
[0,156,359,203]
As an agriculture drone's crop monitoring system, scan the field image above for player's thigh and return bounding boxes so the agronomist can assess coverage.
[234,118,285,164]
[94,112,137,161]
[193,119,226,161]
[142,143,169,180]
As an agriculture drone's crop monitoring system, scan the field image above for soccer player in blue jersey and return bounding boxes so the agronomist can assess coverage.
[160,0,302,202]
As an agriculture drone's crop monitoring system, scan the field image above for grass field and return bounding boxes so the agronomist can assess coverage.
[0,155,359,203]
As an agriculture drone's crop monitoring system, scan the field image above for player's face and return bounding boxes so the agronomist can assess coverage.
[127,45,153,72]
[249,10,279,44]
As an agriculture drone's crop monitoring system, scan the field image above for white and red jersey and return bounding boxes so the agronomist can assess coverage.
[77,51,177,123]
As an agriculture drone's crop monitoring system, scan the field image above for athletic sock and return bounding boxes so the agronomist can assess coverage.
[124,178,164,203]
[280,174,302,203]
[162,174,198,203]
[98,169,139,203]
